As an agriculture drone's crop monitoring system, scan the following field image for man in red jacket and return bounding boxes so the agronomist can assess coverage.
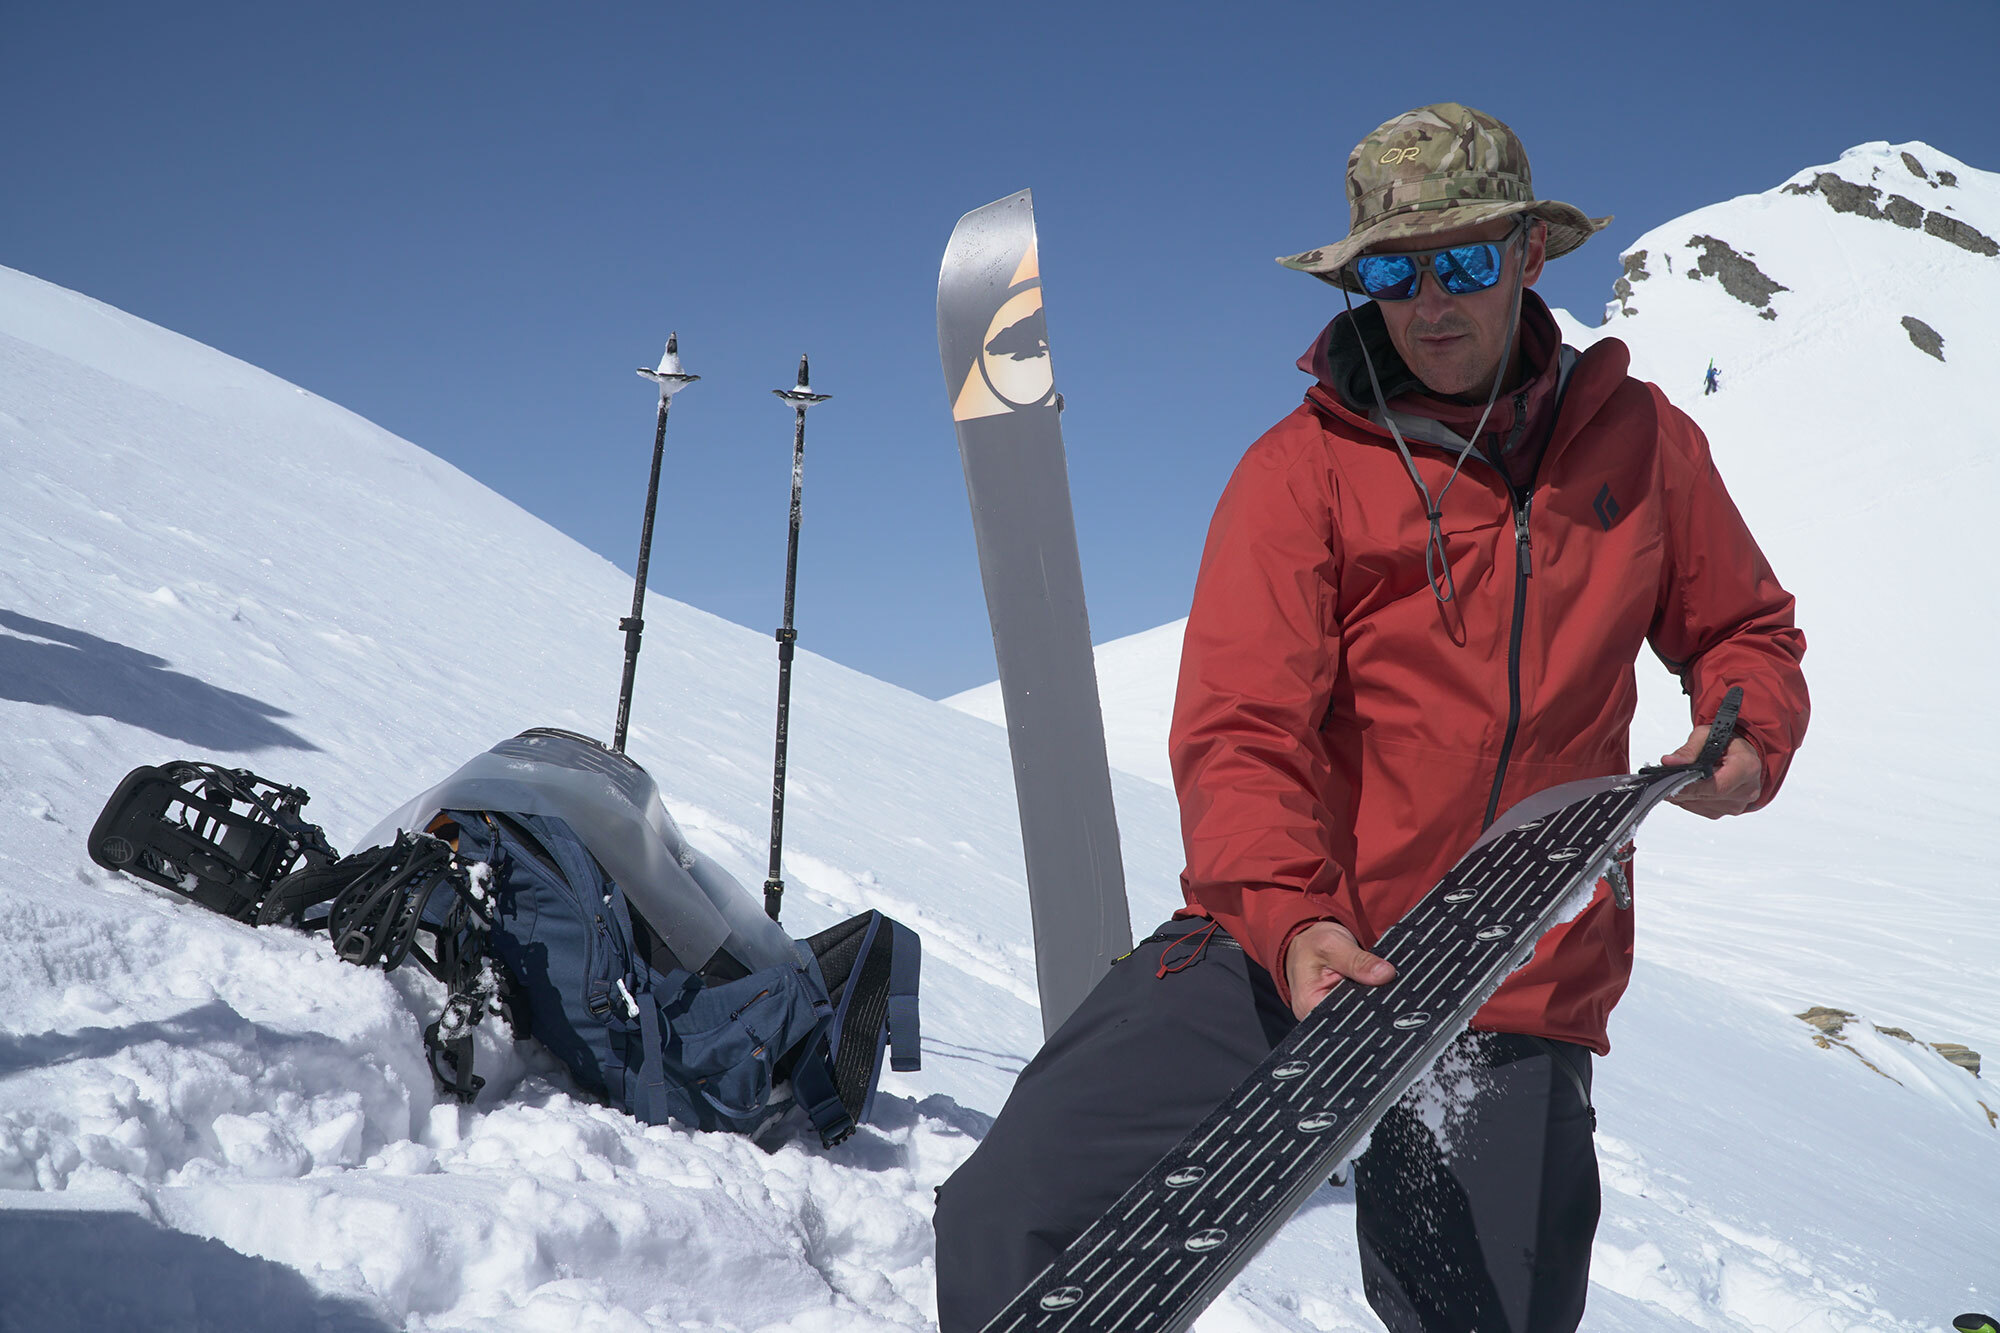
[935,103,1808,1333]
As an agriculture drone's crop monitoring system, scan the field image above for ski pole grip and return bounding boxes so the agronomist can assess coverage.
[1692,686,1744,778]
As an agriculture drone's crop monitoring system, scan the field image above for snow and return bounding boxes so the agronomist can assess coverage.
[0,139,1995,1331]
[946,616,1185,789]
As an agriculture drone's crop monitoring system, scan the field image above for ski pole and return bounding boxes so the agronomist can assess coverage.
[613,333,700,754]
[762,355,830,922]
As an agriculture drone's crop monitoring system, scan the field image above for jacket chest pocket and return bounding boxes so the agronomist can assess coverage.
[1338,500,1512,621]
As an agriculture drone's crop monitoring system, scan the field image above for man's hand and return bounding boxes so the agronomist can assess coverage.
[1660,728,1762,818]
[1283,921,1395,1021]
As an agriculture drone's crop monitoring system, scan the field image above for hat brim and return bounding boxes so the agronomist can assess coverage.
[1278,199,1612,292]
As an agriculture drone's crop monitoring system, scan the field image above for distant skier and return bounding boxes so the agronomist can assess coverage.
[935,102,1810,1333]
[1705,358,1721,395]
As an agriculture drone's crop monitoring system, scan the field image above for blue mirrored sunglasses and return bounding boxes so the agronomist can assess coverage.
[1350,223,1522,301]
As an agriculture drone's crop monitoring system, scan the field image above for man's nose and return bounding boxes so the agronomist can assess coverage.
[1411,267,1456,319]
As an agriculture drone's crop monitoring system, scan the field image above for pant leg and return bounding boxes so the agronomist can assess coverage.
[1355,1032,1601,1333]
[933,920,1293,1333]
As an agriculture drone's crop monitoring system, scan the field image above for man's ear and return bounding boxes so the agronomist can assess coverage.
[1521,220,1549,288]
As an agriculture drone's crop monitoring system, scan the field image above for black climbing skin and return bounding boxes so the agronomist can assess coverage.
[979,736,1737,1333]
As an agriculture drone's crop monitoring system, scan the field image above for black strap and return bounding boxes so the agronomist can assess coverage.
[319,834,464,974]
[831,919,897,1122]
[272,827,501,1104]
[798,910,923,1145]
[1693,685,1745,776]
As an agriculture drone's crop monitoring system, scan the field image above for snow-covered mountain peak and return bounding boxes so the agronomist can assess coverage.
[1601,139,1997,363]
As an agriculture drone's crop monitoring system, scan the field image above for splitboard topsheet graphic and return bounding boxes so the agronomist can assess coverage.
[939,189,1131,1039]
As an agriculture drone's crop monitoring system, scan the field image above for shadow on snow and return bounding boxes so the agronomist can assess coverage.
[0,1207,392,1332]
[0,609,316,753]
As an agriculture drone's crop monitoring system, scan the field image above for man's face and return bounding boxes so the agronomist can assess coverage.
[1366,217,1547,399]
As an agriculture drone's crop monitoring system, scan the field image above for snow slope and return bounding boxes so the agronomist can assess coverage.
[0,260,1185,1331]
[0,140,1994,1333]
[945,618,1185,788]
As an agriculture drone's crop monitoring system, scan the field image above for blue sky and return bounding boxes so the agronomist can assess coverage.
[5,1,1993,700]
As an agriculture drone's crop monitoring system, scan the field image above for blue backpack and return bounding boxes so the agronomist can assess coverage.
[426,805,919,1143]
[104,730,922,1148]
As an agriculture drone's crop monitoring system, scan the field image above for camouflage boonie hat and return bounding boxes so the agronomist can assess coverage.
[1278,102,1611,293]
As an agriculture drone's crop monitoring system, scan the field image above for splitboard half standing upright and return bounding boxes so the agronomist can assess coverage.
[980,695,1747,1333]
[939,189,1132,1039]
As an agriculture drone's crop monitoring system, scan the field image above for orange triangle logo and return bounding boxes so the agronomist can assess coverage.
[1010,242,1039,288]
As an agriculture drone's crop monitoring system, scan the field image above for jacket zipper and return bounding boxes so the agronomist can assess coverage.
[1482,390,1535,829]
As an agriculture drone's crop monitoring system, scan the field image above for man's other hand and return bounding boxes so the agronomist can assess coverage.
[1283,921,1395,1021]
[1660,729,1762,818]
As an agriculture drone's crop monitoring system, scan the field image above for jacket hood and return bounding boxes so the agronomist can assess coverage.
[1300,289,1559,410]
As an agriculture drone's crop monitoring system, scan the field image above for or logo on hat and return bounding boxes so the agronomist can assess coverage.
[1378,146,1421,165]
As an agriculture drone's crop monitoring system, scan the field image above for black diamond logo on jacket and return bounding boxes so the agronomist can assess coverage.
[1593,483,1622,531]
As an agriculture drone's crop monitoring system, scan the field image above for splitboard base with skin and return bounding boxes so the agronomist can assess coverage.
[984,693,1744,1333]
[938,189,1132,1039]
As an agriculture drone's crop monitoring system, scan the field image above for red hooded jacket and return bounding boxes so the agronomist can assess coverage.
[1170,295,1809,1054]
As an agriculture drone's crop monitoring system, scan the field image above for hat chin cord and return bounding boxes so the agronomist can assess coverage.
[1342,224,1527,605]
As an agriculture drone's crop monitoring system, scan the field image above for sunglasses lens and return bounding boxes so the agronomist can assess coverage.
[1434,242,1503,295]
[1353,254,1420,300]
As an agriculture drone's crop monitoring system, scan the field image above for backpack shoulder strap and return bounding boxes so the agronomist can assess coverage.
[794,910,922,1146]
[884,917,920,1074]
